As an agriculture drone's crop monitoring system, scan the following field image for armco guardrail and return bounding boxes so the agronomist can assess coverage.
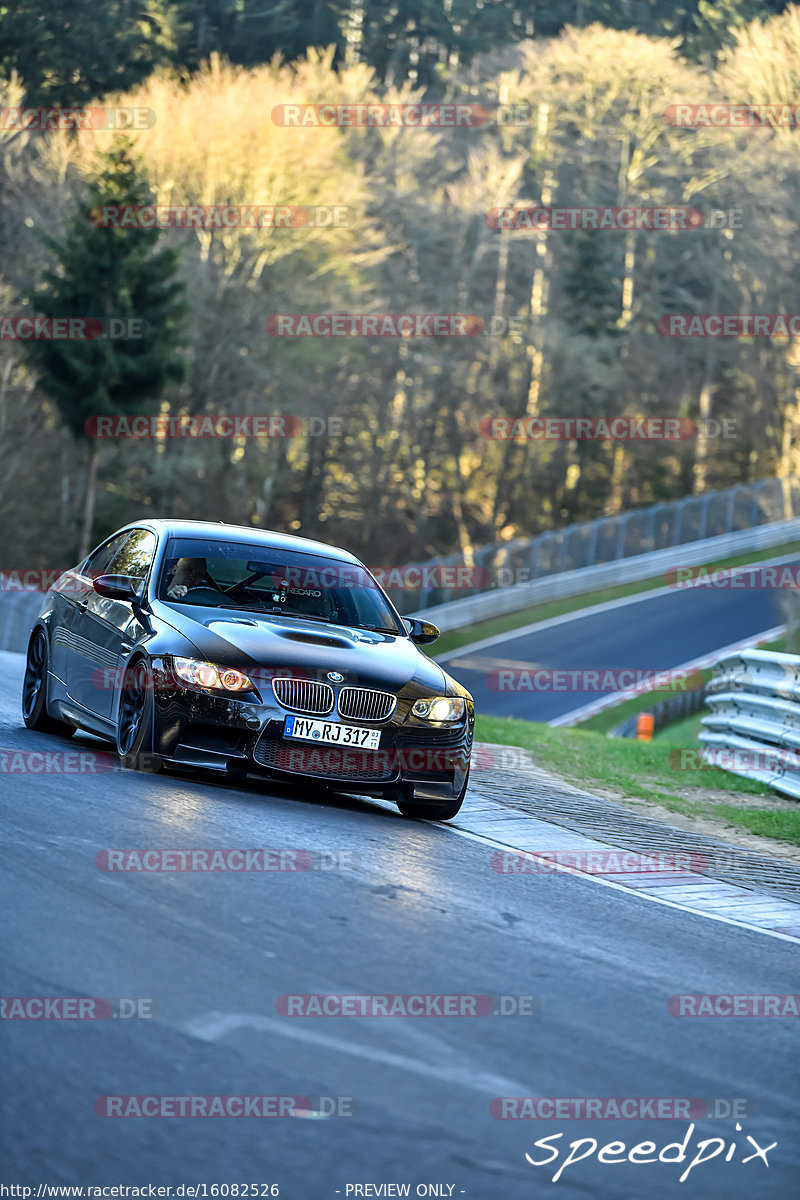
[0,590,44,653]
[700,649,800,801]
[410,517,800,632]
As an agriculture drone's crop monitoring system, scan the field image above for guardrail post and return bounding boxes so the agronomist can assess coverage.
[672,501,683,545]
[697,496,708,542]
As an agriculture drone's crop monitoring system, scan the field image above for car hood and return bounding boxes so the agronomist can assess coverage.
[154,604,448,693]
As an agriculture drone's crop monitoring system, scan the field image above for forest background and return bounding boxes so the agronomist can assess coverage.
[2,0,799,569]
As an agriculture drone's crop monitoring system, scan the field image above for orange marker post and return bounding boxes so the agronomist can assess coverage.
[636,712,655,741]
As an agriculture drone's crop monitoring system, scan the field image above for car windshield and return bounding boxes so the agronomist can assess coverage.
[157,537,405,634]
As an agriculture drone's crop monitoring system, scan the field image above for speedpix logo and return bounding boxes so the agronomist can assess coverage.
[521,1121,776,1184]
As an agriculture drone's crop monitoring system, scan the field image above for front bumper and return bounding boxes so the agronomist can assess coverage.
[152,675,473,800]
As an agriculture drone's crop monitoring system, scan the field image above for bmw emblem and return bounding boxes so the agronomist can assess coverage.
[327,671,344,682]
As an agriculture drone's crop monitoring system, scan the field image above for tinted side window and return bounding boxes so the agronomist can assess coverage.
[110,530,157,581]
[84,533,131,578]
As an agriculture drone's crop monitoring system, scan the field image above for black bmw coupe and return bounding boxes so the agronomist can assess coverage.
[21,520,474,820]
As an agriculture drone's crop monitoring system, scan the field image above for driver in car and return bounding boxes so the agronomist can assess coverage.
[167,557,211,599]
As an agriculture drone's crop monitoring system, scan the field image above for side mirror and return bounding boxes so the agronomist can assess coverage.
[404,617,440,645]
[92,574,143,603]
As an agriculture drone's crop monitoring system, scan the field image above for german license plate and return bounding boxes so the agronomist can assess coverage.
[283,715,381,750]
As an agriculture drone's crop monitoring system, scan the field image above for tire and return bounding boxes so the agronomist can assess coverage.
[116,658,163,773]
[396,768,469,822]
[22,628,75,736]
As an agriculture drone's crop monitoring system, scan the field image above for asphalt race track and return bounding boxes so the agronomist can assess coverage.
[1,651,798,1198]
[440,568,796,722]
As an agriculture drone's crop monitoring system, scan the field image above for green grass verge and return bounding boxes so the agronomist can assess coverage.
[474,714,800,848]
[653,712,707,744]
[433,540,800,658]
[709,806,800,843]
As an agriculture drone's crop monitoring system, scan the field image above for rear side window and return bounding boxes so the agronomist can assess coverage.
[110,530,157,582]
[84,533,131,579]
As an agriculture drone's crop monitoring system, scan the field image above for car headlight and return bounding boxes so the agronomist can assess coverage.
[173,657,254,693]
[411,696,466,722]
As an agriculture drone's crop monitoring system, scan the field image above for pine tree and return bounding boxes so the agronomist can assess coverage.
[228,0,345,70]
[0,0,164,108]
[25,142,187,557]
[560,230,620,338]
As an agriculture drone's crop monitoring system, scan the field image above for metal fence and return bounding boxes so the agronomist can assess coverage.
[409,517,800,632]
[700,649,800,801]
[389,477,800,614]
[2,478,800,653]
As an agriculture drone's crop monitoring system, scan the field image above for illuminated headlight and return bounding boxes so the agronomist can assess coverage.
[411,696,466,722]
[173,657,254,693]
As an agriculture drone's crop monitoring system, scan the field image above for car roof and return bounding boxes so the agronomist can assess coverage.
[116,519,363,564]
